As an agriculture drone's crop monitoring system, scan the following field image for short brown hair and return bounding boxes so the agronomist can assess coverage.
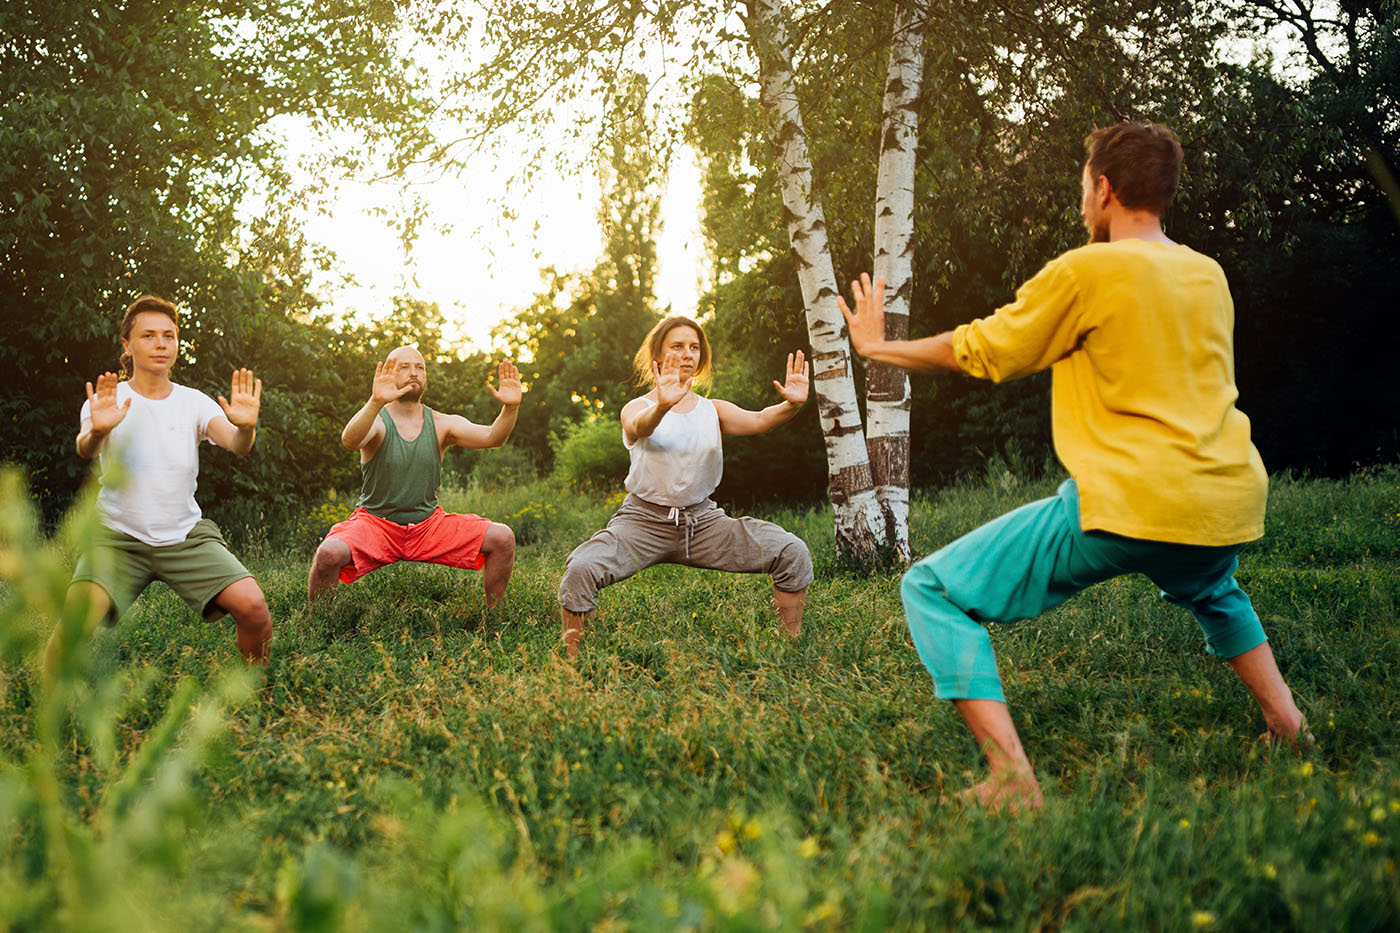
[1084,122,1184,216]
[119,295,179,377]
[633,315,713,389]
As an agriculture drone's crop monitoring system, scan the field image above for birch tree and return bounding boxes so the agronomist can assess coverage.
[866,2,927,563]
[742,0,886,561]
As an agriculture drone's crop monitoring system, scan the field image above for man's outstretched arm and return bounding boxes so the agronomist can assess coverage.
[838,273,961,373]
[444,360,523,450]
[343,358,409,450]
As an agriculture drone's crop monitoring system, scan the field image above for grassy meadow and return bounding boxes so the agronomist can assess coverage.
[3,466,1400,930]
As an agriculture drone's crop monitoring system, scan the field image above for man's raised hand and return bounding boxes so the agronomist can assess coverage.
[371,358,412,406]
[653,352,692,409]
[773,350,810,407]
[837,273,887,358]
[487,360,523,406]
[218,368,263,428]
[85,372,131,435]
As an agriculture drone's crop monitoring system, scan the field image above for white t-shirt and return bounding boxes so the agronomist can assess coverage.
[623,395,723,506]
[81,382,225,546]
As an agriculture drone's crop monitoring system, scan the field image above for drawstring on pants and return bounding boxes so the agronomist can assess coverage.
[666,505,700,560]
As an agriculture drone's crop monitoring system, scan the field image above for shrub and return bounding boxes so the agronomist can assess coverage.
[552,416,629,492]
[470,443,540,490]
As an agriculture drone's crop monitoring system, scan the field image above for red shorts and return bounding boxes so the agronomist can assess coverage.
[325,507,491,584]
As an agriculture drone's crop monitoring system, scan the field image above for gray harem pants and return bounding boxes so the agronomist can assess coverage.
[558,494,814,614]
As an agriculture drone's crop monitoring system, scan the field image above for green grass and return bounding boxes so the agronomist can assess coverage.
[3,468,1399,930]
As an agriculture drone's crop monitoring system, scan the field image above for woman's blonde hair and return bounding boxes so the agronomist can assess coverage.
[119,295,179,378]
[633,315,713,390]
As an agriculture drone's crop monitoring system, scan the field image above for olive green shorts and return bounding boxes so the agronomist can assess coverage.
[71,519,253,622]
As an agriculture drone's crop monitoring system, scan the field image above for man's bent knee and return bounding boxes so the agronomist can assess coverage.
[217,577,269,620]
[314,537,352,573]
[482,523,515,555]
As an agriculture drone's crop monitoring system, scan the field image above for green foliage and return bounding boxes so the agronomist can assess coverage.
[0,0,432,519]
[552,416,630,493]
[5,467,1400,926]
[0,469,258,928]
[492,75,664,471]
[469,442,542,491]
[683,0,1400,497]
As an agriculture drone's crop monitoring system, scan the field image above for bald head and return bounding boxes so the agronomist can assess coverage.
[387,345,427,402]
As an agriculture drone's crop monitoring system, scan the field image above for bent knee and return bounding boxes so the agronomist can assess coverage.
[557,558,601,612]
[315,537,352,571]
[900,560,945,605]
[221,578,270,619]
[772,535,813,591]
[483,523,516,554]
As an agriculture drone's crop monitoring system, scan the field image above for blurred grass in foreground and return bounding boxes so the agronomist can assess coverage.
[2,466,1398,929]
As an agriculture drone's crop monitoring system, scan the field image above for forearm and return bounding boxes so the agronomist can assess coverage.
[228,424,256,455]
[75,428,107,459]
[858,332,962,373]
[753,399,804,433]
[482,404,520,447]
[627,401,672,439]
[341,399,384,449]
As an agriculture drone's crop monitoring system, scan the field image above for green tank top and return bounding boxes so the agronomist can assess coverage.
[356,406,440,524]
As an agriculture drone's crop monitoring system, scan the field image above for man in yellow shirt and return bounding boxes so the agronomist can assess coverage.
[839,122,1306,812]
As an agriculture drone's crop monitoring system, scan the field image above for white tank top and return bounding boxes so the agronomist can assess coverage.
[624,395,723,506]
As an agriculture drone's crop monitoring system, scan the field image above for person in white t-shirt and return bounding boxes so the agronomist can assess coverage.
[557,315,814,658]
[46,295,272,682]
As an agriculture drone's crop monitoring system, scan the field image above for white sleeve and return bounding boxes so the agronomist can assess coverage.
[192,389,225,441]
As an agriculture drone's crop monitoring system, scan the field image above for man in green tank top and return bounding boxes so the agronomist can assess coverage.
[307,346,522,608]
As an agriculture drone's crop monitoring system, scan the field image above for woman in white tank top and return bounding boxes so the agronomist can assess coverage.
[558,315,814,658]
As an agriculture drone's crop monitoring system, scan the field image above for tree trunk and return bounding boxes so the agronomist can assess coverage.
[866,2,927,565]
[742,0,886,564]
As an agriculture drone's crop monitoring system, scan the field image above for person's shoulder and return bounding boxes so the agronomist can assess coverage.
[170,383,215,403]
[171,383,223,418]
[1168,242,1227,277]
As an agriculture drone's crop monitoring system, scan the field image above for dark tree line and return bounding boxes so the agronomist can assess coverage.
[4,1,1396,519]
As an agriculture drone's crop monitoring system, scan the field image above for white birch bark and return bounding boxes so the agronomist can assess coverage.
[866,2,927,564]
[742,0,886,562]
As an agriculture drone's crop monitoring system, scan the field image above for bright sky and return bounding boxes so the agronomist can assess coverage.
[280,120,707,356]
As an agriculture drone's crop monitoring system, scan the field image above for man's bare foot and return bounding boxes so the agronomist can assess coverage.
[1259,712,1314,749]
[955,772,1044,814]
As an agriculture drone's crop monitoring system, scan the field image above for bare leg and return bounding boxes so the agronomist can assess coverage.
[480,523,515,608]
[1226,641,1306,743]
[773,586,806,636]
[307,538,351,604]
[215,577,272,665]
[44,582,111,691]
[561,607,586,660]
[951,698,1044,813]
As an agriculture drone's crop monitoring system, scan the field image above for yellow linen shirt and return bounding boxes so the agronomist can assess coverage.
[952,239,1267,545]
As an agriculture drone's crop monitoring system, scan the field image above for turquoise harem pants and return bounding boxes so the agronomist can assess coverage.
[900,479,1268,702]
